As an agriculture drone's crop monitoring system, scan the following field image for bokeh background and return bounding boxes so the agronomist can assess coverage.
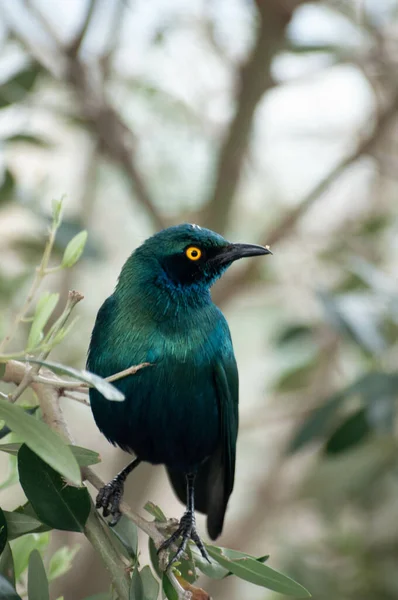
[0,0,398,598]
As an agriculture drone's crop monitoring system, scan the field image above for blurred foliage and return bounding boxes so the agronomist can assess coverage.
[0,0,397,599]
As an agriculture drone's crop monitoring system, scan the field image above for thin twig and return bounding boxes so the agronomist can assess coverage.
[0,221,58,353]
[106,362,151,383]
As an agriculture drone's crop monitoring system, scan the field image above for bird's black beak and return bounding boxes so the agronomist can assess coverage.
[212,242,272,267]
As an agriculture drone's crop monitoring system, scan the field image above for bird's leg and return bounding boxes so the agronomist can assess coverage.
[96,457,141,526]
[158,472,210,569]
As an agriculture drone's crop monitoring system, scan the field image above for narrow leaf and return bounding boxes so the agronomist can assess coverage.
[0,507,7,553]
[0,443,100,466]
[324,409,370,454]
[48,545,80,581]
[21,359,124,402]
[18,445,90,532]
[129,567,144,600]
[61,230,87,268]
[11,533,50,580]
[5,134,52,147]
[4,511,41,539]
[162,575,178,600]
[111,516,138,559]
[0,542,15,587]
[140,566,160,599]
[207,546,311,597]
[28,549,49,600]
[70,446,100,466]
[0,574,22,600]
[0,398,81,485]
[27,292,59,350]
[148,538,162,579]
[144,502,167,522]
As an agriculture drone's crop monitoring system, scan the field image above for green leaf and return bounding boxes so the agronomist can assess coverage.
[0,398,81,485]
[0,443,100,466]
[13,503,50,535]
[0,507,7,554]
[129,567,144,600]
[0,574,22,600]
[21,359,124,402]
[276,361,318,393]
[0,407,39,441]
[52,198,64,228]
[0,63,42,108]
[3,511,41,540]
[83,595,110,600]
[111,516,138,559]
[0,543,14,587]
[0,454,18,491]
[207,546,311,597]
[288,392,345,453]
[70,446,100,466]
[191,546,228,579]
[61,230,88,268]
[162,575,178,600]
[48,544,80,581]
[11,533,50,580]
[324,409,370,455]
[144,502,167,522]
[28,549,49,600]
[27,292,59,350]
[148,538,162,579]
[4,134,52,148]
[0,169,15,205]
[276,324,313,346]
[0,443,21,456]
[140,566,160,599]
[18,445,90,533]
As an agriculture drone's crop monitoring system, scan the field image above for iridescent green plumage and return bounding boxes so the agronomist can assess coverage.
[87,224,271,562]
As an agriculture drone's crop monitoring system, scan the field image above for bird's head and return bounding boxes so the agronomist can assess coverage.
[129,224,272,292]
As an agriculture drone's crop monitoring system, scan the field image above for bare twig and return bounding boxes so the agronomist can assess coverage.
[213,90,398,306]
[0,219,59,353]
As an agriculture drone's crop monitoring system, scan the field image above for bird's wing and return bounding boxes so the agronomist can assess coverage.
[166,330,239,540]
[205,351,239,539]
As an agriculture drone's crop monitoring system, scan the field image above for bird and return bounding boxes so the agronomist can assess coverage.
[87,223,271,566]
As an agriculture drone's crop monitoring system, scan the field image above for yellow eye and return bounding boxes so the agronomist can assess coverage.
[186,246,202,261]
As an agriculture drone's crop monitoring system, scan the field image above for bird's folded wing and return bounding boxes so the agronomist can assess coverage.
[205,353,239,540]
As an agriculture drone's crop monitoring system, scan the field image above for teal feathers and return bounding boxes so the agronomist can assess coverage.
[87,224,271,539]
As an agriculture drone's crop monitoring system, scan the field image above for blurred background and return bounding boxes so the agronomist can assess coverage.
[0,0,397,598]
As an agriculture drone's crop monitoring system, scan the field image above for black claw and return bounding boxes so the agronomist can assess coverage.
[158,510,208,569]
[95,477,125,524]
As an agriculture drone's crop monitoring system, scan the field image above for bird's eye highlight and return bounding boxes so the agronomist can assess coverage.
[186,246,202,261]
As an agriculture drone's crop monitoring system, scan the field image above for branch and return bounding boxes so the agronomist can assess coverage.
[202,0,303,234]
[213,90,398,306]
[67,0,98,57]
[3,4,166,232]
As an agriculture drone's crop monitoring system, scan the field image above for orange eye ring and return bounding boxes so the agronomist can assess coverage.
[186,246,202,261]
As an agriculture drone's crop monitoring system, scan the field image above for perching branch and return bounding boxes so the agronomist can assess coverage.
[213,89,398,307]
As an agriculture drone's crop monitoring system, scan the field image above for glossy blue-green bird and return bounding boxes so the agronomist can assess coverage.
[87,224,271,565]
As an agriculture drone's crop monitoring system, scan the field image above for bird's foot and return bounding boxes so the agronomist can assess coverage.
[158,510,210,570]
[95,476,125,526]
